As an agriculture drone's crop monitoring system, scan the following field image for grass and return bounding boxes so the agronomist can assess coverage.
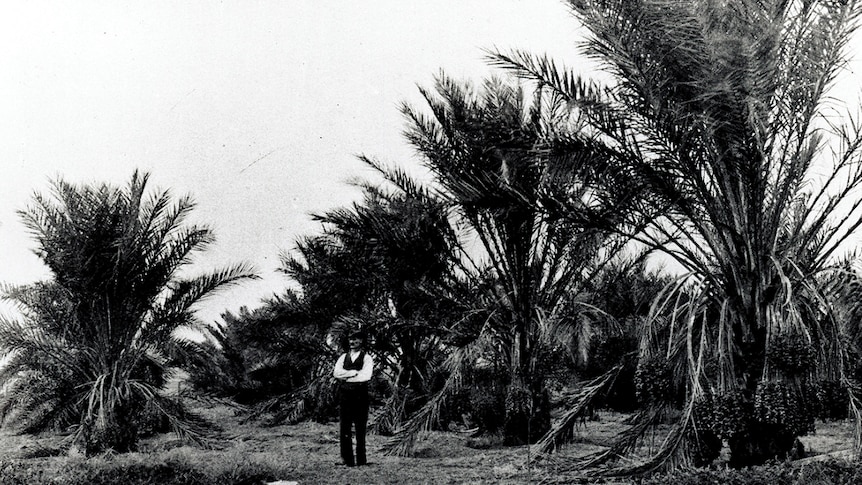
[0,402,855,484]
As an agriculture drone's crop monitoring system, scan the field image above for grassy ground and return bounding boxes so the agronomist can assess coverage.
[0,403,855,484]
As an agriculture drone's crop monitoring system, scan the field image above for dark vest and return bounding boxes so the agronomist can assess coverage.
[341,351,368,392]
[343,351,365,371]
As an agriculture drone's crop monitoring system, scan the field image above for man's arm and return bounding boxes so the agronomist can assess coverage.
[346,354,374,383]
[333,354,357,380]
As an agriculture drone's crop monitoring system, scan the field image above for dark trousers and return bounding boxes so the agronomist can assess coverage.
[339,383,369,466]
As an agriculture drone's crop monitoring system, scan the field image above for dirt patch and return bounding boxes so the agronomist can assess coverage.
[799,419,856,457]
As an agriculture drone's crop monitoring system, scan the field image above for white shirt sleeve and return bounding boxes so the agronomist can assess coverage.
[333,354,353,379]
[345,353,374,383]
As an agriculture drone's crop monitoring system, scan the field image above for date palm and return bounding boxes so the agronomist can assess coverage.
[494,0,862,472]
[0,172,256,454]
[312,170,454,391]
[382,74,634,452]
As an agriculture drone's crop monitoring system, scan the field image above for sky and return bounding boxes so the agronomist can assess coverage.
[0,1,584,324]
[2,2,862,326]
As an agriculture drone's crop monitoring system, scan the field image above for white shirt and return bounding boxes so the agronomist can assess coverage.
[333,351,374,383]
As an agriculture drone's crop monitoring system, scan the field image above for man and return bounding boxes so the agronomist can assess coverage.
[333,330,374,466]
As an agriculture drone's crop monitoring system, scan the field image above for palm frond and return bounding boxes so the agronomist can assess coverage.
[533,364,624,454]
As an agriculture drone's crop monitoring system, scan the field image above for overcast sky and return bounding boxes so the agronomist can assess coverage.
[1,2,861,325]
[0,1,587,323]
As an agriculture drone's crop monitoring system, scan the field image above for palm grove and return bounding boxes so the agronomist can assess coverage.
[2,0,862,476]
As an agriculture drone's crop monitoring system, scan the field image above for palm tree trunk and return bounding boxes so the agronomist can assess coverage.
[503,331,551,445]
[727,281,799,466]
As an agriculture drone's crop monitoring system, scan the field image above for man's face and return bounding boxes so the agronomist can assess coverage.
[349,337,362,349]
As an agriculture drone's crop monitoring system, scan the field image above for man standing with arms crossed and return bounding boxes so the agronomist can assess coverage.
[333,330,374,467]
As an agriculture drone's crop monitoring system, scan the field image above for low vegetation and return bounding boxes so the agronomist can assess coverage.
[0,400,855,484]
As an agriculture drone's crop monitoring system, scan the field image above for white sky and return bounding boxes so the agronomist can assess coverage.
[0,1,583,323]
[1,2,861,325]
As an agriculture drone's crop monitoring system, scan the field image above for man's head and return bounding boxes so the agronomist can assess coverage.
[348,330,366,350]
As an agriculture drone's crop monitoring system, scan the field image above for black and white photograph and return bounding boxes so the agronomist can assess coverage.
[2,1,862,483]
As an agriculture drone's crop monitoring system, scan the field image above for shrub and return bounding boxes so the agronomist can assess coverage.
[68,462,211,485]
[0,458,280,485]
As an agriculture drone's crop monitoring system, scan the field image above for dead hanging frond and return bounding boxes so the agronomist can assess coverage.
[381,330,494,456]
[570,394,702,478]
[571,406,667,473]
[379,386,453,457]
[533,364,624,454]
[138,385,218,448]
[564,279,715,477]
[380,346,471,456]
[181,390,249,415]
[591,324,715,477]
[370,384,409,436]
[600,405,697,477]
[236,351,338,427]
[248,370,336,426]
[370,354,427,436]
